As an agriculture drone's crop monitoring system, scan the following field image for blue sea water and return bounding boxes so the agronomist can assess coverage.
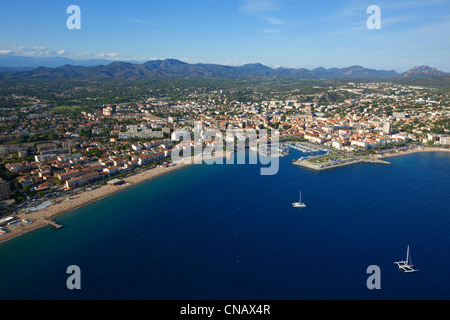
[0,151,449,300]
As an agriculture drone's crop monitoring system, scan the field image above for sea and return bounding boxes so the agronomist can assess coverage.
[0,150,449,300]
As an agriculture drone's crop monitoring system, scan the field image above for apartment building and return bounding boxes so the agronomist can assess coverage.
[0,179,12,201]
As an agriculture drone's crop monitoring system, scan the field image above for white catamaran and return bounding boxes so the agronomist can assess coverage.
[394,245,419,273]
[292,191,306,208]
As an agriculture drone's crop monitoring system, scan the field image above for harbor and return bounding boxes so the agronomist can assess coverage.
[293,152,391,171]
[282,142,329,154]
[292,145,450,171]
[257,141,329,158]
[249,143,290,158]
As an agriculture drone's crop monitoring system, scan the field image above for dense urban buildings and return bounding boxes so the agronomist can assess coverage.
[0,78,449,216]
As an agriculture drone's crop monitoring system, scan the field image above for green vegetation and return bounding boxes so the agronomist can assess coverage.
[0,78,346,107]
[430,118,450,134]
[48,105,83,113]
[0,163,18,182]
[307,152,352,164]
[84,148,106,159]
[52,177,64,185]
[1,132,61,145]
[279,137,307,143]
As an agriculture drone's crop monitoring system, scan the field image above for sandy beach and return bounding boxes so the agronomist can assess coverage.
[1,147,447,244]
[378,146,450,159]
[0,163,190,244]
[0,151,232,245]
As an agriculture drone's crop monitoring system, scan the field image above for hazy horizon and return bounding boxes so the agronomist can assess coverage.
[1,0,449,72]
[1,54,448,74]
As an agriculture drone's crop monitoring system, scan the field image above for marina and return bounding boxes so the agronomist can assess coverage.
[282,142,329,154]
[253,141,329,158]
[249,143,290,158]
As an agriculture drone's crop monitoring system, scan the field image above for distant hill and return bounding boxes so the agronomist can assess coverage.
[0,66,33,72]
[310,65,399,79]
[403,65,448,78]
[393,75,450,89]
[0,54,140,70]
[0,57,448,81]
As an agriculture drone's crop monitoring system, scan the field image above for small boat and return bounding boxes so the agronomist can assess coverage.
[394,245,419,273]
[292,191,306,208]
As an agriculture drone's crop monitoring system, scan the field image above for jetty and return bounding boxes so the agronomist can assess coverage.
[361,158,391,165]
[293,154,391,171]
[45,220,64,229]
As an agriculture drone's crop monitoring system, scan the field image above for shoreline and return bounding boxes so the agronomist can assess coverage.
[0,152,232,245]
[0,163,190,244]
[294,146,450,171]
[378,147,450,159]
[1,148,448,244]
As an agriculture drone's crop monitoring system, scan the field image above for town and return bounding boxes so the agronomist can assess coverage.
[0,78,449,221]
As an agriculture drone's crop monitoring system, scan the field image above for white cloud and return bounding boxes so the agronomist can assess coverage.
[0,45,135,61]
[95,52,120,59]
[0,46,67,57]
[239,1,290,35]
[262,17,285,25]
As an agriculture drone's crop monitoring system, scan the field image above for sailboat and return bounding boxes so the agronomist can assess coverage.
[394,245,419,273]
[292,191,306,208]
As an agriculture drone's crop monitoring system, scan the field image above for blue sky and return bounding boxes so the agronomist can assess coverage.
[0,0,449,72]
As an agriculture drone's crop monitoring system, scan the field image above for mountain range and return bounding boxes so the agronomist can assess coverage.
[0,54,138,70]
[0,55,448,80]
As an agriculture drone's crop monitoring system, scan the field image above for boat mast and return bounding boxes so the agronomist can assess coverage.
[406,246,410,265]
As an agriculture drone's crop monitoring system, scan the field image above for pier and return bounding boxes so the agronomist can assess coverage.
[294,159,361,171]
[45,220,64,229]
[293,155,391,171]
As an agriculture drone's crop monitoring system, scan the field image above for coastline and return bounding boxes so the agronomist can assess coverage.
[378,147,450,159]
[0,151,232,245]
[1,148,448,244]
[294,146,450,171]
[0,163,190,244]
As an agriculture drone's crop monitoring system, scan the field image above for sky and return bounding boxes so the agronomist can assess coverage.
[0,0,449,72]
